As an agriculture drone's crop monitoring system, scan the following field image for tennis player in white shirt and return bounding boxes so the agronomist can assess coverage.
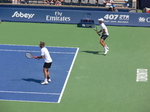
[34,41,52,85]
[97,18,109,55]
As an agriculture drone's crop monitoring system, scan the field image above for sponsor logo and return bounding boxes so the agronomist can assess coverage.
[46,11,71,22]
[104,14,129,23]
[119,15,129,20]
[12,11,35,19]
[147,17,150,23]
[139,17,150,23]
[104,14,129,20]
[138,17,146,22]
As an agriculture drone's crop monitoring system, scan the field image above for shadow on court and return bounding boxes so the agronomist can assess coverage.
[81,51,104,55]
[22,78,42,84]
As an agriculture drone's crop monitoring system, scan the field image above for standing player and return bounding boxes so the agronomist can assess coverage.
[97,18,109,55]
[34,41,52,85]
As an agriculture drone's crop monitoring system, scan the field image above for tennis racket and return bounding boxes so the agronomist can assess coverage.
[92,25,102,36]
[25,52,33,59]
[92,25,98,32]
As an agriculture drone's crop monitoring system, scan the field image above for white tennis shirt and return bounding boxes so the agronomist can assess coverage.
[41,47,52,63]
[100,23,109,35]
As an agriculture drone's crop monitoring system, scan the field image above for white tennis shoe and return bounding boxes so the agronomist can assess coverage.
[41,81,48,85]
[107,47,109,50]
[104,49,109,55]
[48,79,51,82]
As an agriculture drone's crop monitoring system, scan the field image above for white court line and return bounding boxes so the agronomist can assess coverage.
[0,91,60,95]
[0,99,58,103]
[0,44,78,49]
[0,49,75,54]
[57,47,79,103]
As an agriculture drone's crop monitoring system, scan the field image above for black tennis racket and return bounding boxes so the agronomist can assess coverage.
[25,52,33,59]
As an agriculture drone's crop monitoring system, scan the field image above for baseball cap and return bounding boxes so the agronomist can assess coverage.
[98,18,104,21]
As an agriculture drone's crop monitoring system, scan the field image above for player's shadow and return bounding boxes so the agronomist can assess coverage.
[22,78,42,84]
[81,51,104,55]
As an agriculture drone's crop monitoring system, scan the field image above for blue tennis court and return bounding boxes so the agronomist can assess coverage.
[0,44,79,103]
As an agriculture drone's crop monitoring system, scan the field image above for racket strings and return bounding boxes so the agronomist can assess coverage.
[92,25,98,32]
[26,52,33,58]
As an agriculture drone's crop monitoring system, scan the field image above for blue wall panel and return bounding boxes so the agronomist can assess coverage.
[0,5,150,27]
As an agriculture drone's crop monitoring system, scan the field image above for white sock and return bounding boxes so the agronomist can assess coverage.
[105,45,109,48]
[104,46,107,51]
[44,78,48,82]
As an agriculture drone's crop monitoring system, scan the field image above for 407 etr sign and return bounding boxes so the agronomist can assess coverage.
[104,14,130,20]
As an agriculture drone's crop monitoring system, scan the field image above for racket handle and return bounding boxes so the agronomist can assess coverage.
[33,56,37,58]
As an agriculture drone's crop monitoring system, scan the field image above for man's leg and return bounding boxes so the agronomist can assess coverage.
[100,39,106,47]
[100,39,109,54]
[47,69,51,82]
[43,68,48,78]
[41,68,49,85]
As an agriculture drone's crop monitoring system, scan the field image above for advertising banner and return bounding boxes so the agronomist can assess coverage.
[0,7,150,27]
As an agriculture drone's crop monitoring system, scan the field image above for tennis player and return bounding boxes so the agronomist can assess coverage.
[97,18,109,55]
[33,41,52,85]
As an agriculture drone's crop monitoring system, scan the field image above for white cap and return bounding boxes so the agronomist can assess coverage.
[98,18,104,21]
